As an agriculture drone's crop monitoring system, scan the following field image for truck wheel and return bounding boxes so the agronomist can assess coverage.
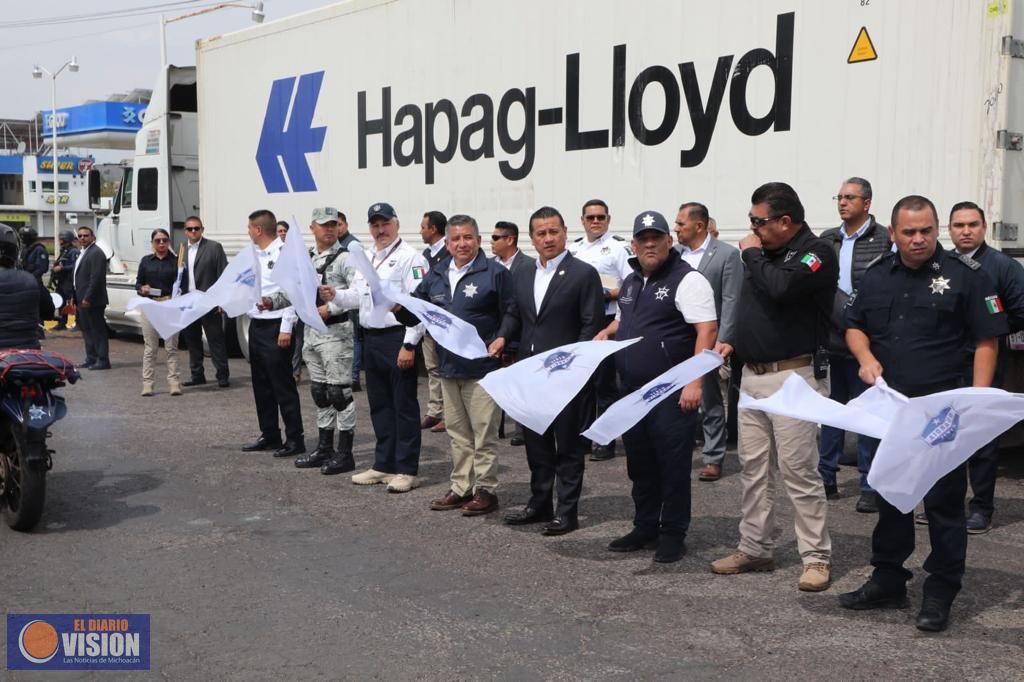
[227,315,251,361]
[0,425,46,532]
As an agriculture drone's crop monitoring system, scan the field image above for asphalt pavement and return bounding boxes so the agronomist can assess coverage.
[3,331,1023,680]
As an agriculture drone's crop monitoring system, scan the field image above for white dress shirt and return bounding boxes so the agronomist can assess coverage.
[680,233,711,270]
[569,230,633,315]
[74,243,90,280]
[496,250,519,270]
[352,238,429,345]
[533,250,569,313]
[187,240,200,292]
[247,238,297,333]
[428,239,446,260]
[447,258,473,293]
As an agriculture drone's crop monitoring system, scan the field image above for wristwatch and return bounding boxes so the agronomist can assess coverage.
[402,342,416,351]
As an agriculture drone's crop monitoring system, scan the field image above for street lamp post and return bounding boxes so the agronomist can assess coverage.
[160,1,264,66]
[32,57,79,258]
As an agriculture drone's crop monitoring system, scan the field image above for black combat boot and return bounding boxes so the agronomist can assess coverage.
[296,428,334,469]
[321,430,355,475]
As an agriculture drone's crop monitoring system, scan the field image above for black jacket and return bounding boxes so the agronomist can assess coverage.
[53,244,79,296]
[423,243,450,269]
[73,245,108,308]
[399,251,510,379]
[500,250,536,358]
[180,238,228,293]
[0,267,54,349]
[21,242,49,283]
[497,251,605,357]
[820,215,891,293]
[734,224,839,363]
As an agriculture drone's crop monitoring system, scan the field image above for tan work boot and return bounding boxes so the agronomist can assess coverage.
[169,381,182,396]
[351,469,395,486]
[386,474,419,493]
[141,382,154,397]
[710,551,776,574]
[798,562,832,592]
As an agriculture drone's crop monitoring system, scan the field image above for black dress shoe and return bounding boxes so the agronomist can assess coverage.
[242,436,283,452]
[89,362,111,370]
[654,534,687,563]
[542,516,579,536]
[838,581,909,610]
[589,444,615,461]
[79,360,95,369]
[966,511,992,534]
[856,490,879,514]
[509,435,525,447]
[183,377,207,387]
[824,482,839,500]
[608,528,659,552]
[217,379,230,388]
[273,440,306,458]
[503,506,553,525]
[916,596,951,632]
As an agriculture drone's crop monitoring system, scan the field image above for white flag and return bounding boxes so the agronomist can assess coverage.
[128,291,208,340]
[480,339,640,434]
[384,292,489,359]
[869,388,1024,513]
[170,266,184,299]
[269,217,328,334]
[204,244,262,318]
[583,350,724,445]
[345,242,392,327]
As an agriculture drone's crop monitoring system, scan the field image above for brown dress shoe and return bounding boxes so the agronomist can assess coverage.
[420,415,443,430]
[430,489,473,511]
[461,490,498,516]
[699,463,722,482]
[430,420,447,433]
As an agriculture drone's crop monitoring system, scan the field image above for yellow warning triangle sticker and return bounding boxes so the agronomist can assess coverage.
[848,27,878,63]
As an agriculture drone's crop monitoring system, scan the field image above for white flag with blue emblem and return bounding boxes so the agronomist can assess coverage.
[268,217,328,334]
[583,350,724,445]
[383,292,489,359]
[127,290,209,340]
[480,339,641,434]
[868,388,1024,513]
[203,243,262,318]
[345,242,393,327]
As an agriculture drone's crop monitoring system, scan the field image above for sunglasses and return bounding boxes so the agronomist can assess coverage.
[77,234,92,239]
[185,227,203,232]
[153,238,169,243]
[584,214,608,221]
[491,233,510,241]
[748,214,784,227]
[833,194,864,202]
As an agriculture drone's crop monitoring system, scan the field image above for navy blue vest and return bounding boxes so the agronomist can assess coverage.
[615,256,698,389]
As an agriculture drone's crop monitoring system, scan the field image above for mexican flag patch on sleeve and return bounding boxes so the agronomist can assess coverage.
[985,294,1004,313]
[800,253,822,272]
[412,265,426,280]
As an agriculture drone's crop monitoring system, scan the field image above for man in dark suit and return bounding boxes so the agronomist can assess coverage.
[489,206,605,535]
[419,210,449,431]
[72,225,110,369]
[179,215,230,387]
[491,220,534,446]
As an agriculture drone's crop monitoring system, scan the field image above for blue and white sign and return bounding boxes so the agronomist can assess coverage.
[41,102,147,137]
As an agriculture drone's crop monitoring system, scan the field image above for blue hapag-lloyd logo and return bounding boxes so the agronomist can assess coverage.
[256,71,327,193]
[7,614,150,671]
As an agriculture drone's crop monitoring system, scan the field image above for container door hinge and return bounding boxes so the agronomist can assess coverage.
[994,222,1019,242]
[1002,35,1024,58]
[997,130,1023,151]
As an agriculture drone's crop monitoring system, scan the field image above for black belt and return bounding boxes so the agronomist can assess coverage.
[324,312,349,325]
[362,325,404,336]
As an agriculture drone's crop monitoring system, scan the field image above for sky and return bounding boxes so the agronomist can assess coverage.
[0,0,336,122]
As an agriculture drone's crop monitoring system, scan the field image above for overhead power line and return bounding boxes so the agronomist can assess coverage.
[0,1,216,29]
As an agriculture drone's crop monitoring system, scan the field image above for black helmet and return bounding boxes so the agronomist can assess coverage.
[59,230,75,242]
[0,224,19,266]
[18,226,38,244]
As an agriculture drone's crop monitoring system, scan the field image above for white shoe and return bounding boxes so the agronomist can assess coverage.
[386,474,419,493]
[351,469,395,486]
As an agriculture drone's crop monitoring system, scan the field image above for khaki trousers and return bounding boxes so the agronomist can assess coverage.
[140,310,179,385]
[422,334,444,419]
[441,377,501,495]
[736,364,831,564]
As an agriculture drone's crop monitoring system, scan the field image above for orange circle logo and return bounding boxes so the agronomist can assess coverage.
[19,620,59,663]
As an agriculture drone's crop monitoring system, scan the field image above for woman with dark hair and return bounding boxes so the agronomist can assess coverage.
[135,228,181,396]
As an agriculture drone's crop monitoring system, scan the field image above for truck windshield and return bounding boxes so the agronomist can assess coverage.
[114,168,133,214]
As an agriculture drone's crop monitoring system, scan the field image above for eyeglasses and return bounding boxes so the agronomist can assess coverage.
[185,226,202,232]
[748,214,783,227]
[153,238,169,244]
[833,194,864,202]
[584,214,608,221]
[77,233,92,239]
[491,234,510,241]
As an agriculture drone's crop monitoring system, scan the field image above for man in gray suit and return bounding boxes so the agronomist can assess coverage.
[180,215,231,387]
[675,203,742,482]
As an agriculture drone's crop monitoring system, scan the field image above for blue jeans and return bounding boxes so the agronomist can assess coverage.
[818,354,877,492]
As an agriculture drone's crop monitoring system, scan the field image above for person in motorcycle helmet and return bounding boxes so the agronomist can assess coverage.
[18,226,49,285]
[0,225,54,349]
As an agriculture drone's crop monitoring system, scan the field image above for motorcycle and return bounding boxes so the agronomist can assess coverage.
[0,349,79,531]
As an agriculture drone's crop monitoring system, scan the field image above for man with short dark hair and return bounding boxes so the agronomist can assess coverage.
[420,209,449,433]
[72,225,110,369]
[570,199,632,461]
[0,225,54,349]
[180,215,230,387]
[946,201,1024,534]
[19,227,48,285]
[818,177,891,512]
[710,182,837,592]
[490,206,605,535]
[675,201,742,483]
[241,209,305,458]
[839,195,1007,633]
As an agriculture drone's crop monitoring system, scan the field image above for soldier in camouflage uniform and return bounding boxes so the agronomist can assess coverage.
[264,207,361,474]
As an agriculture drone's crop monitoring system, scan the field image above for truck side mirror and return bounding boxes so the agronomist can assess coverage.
[88,169,101,208]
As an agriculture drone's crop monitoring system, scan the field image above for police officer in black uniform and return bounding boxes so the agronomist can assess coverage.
[0,226,54,349]
[51,230,79,330]
[595,211,718,562]
[839,195,1007,633]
